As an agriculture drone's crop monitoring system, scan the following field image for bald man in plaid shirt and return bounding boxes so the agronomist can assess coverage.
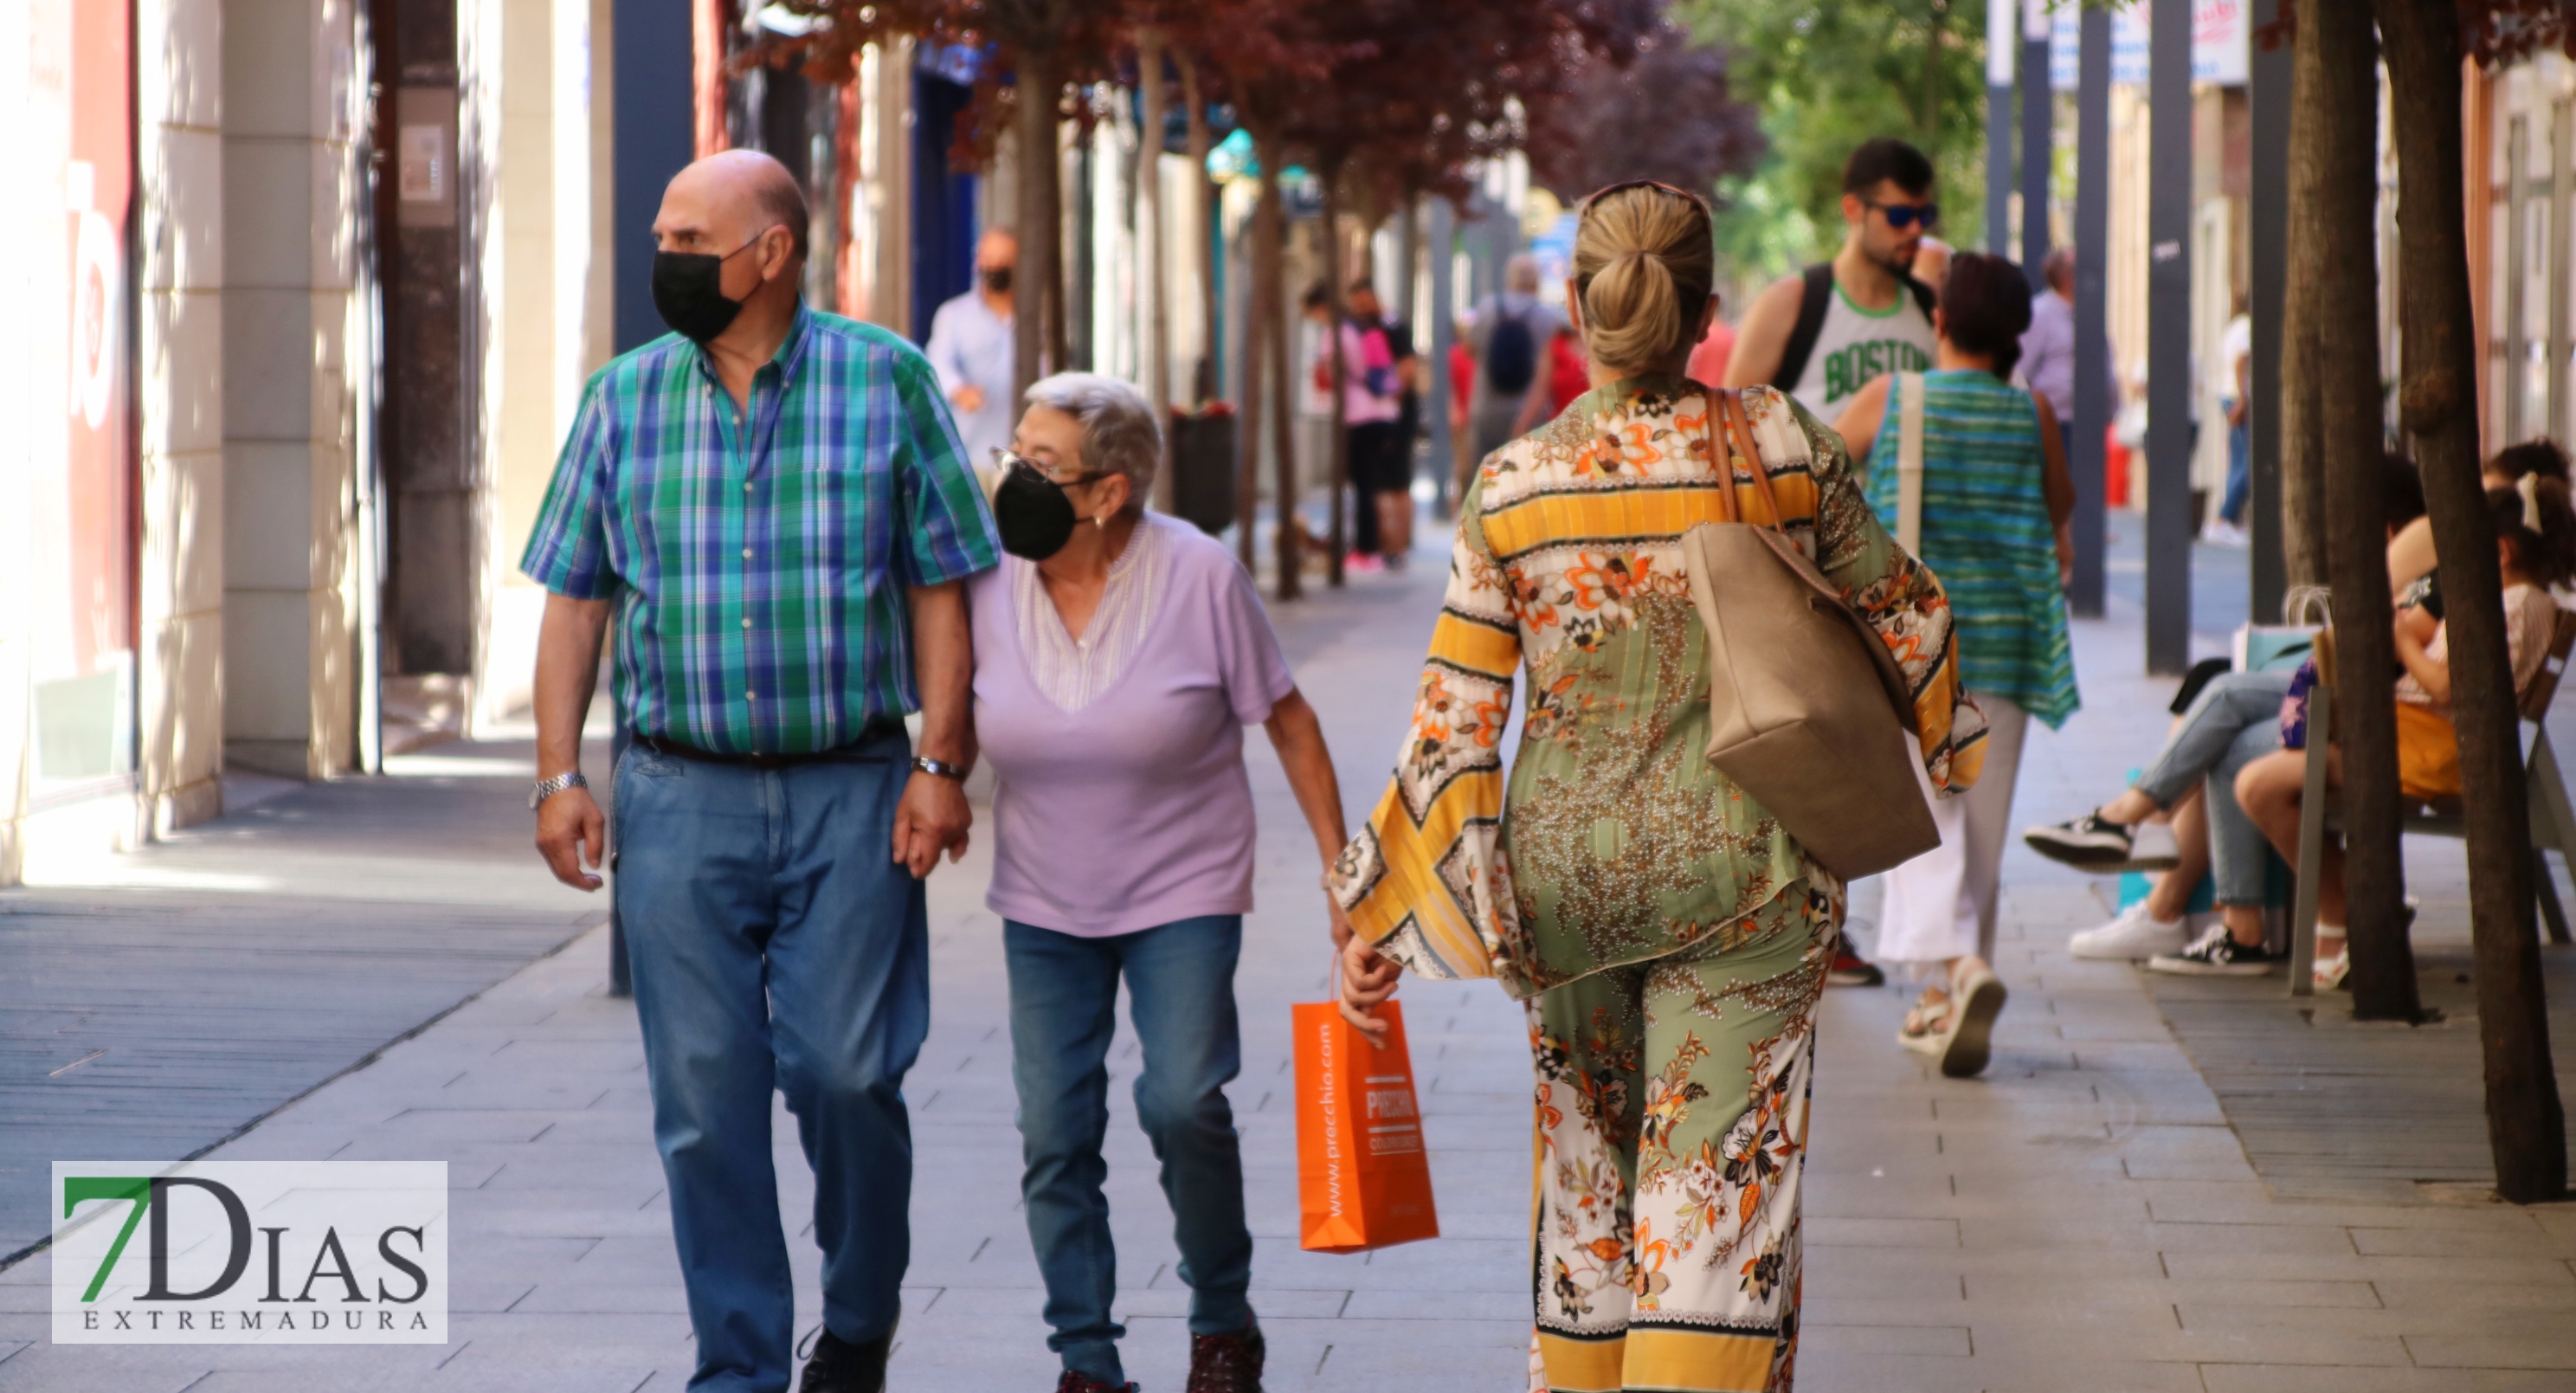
[522,152,998,1393]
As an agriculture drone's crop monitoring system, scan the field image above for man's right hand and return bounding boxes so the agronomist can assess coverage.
[951,384,985,414]
[536,784,607,891]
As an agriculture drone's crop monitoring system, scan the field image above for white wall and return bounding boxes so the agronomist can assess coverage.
[473,0,615,728]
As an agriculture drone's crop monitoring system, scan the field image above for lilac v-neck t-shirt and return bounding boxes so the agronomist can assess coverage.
[970,513,1298,937]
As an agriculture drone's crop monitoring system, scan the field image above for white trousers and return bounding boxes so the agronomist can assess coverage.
[1876,693,2032,969]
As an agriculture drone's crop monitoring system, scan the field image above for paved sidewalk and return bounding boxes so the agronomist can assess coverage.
[7,539,2576,1390]
[0,732,615,1264]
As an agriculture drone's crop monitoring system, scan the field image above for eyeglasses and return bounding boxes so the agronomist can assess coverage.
[1865,200,1940,231]
[994,448,1102,487]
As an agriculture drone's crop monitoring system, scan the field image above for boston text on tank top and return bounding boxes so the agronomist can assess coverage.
[1788,277,1937,420]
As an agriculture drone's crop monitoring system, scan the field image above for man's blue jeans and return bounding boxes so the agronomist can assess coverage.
[1004,915,1254,1384]
[615,729,927,1393]
[2134,669,2289,906]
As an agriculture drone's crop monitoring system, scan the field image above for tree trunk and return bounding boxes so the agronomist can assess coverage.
[1256,154,1300,597]
[2374,0,2566,1202]
[2308,0,2418,1021]
[1919,0,1943,134]
[2279,3,2328,592]
[1395,196,1419,336]
[1138,28,1173,511]
[1322,163,1349,589]
[1182,57,1216,403]
[1014,53,1062,406]
[693,0,734,159]
[1235,165,1265,573]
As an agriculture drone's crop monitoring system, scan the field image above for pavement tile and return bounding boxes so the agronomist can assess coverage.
[2404,1334,2576,1371]
[2161,1251,2576,1286]
[2199,1369,2483,1393]
[2347,1224,2575,1259]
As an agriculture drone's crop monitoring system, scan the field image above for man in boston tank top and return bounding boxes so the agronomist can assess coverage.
[1725,138,1942,423]
[1721,136,1944,990]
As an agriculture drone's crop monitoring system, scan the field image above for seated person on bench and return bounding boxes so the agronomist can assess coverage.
[2024,454,2428,964]
[2231,474,2574,989]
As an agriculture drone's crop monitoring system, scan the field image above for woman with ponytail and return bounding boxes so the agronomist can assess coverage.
[1328,182,1985,1392]
[1831,251,2079,1075]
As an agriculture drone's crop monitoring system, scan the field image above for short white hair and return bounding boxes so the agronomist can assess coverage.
[1024,372,1161,513]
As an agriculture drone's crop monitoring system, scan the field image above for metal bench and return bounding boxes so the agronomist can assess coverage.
[2287,607,2576,996]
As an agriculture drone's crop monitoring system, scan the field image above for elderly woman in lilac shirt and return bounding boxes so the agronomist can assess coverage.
[969,372,1350,1393]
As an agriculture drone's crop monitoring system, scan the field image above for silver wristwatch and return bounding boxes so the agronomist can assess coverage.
[529,771,589,809]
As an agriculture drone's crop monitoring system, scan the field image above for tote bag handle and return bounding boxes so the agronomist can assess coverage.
[1895,371,1926,553]
[1710,389,1786,529]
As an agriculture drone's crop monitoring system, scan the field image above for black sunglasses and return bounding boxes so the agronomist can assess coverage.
[1865,199,1940,232]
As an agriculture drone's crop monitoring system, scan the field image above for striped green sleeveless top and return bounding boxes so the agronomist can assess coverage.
[1865,371,2079,728]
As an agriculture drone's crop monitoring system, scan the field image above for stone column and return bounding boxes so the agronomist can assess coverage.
[221,0,364,778]
[137,0,232,832]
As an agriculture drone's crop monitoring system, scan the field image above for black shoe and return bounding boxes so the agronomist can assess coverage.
[1187,1322,1266,1393]
[2146,923,2280,976]
[2023,810,2139,867]
[1055,1372,1138,1393]
[800,1329,892,1393]
[1826,950,1884,987]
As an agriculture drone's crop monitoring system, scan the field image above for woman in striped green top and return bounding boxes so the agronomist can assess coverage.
[1833,251,2079,1078]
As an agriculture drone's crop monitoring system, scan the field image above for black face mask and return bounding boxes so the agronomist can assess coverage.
[652,230,776,344]
[994,458,1079,561]
[981,267,1014,293]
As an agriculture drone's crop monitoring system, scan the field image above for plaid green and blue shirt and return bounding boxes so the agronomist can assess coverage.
[521,306,1001,754]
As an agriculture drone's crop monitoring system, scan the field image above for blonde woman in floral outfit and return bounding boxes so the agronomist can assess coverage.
[1330,183,1984,1393]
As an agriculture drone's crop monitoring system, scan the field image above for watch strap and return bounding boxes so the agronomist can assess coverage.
[911,755,968,781]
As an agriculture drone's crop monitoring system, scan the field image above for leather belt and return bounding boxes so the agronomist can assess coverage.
[634,722,903,769]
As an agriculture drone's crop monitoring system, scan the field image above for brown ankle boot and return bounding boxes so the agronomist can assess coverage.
[1185,1323,1265,1393]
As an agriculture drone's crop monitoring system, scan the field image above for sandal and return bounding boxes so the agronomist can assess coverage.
[2314,935,2350,992]
[1897,990,1954,1055]
[1941,964,2006,1078]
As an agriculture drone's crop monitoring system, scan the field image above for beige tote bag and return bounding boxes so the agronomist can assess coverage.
[1678,390,1941,880]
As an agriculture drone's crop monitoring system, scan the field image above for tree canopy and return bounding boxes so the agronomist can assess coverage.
[1526,23,1766,203]
[1679,0,1987,279]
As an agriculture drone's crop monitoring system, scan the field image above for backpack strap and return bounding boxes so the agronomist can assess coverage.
[1771,263,1836,394]
[1903,274,1938,319]
[1895,372,1927,554]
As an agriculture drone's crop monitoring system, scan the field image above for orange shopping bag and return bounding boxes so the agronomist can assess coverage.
[1292,998,1439,1253]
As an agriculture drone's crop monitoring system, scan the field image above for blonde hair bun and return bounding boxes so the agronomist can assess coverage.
[1573,185,1715,377]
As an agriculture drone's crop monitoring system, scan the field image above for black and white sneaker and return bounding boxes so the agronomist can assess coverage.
[2024,810,2172,869]
[2146,923,2280,976]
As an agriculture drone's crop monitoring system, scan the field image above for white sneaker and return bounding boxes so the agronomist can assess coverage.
[2068,901,2192,960]
[2126,821,2181,869]
[2199,518,2249,547]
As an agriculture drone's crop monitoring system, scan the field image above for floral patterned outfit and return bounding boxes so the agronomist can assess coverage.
[1331,377,1982,1393]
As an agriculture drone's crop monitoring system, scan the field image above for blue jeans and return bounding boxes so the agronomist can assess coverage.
[1004,916,1254,1383]
[2134,670,2289,906]
[614,729,927,1393]
[2219,417,2251,525]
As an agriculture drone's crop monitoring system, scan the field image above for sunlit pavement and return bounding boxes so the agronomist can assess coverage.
[9,521,2576,1390]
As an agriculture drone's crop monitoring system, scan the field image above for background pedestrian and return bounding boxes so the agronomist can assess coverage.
[926,228,1021,468]
[1833,249,2077,1079]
